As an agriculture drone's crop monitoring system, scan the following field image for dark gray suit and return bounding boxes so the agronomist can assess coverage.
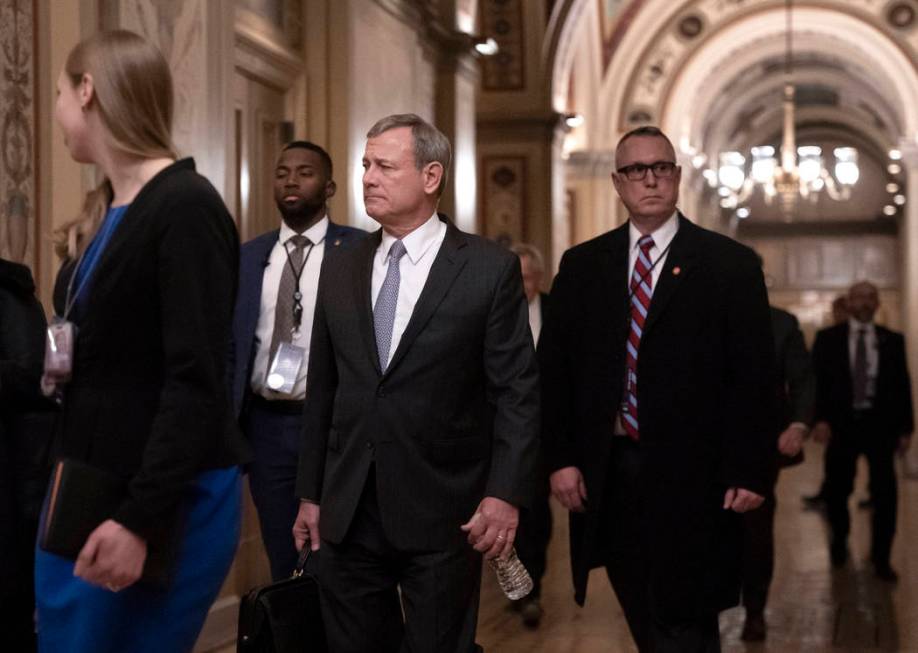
[296,215,539,652]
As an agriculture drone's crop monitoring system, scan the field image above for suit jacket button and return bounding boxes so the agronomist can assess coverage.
[377,387,386,397]
[366,441,374,450]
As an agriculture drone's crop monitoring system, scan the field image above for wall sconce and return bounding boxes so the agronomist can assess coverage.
[472,37,499,56]
[563,113,585,129]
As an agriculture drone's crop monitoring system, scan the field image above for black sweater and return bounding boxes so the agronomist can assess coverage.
[0,259,46,411]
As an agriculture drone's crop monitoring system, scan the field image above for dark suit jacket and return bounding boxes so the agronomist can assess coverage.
[229,221,365,417]
[540,214,775,621]
[55,159,249,540]
[538,291,549,328]
[295,215,540,551]
[771,307,815,467]
[812,322,913,440]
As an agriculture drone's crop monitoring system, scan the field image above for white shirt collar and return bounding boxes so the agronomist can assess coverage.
[849,318,875,334]
[380,212,442,265]
[628,211,679,252]
[279,215,329,247]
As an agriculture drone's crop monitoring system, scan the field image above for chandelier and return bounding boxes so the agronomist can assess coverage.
[712,0,859,217]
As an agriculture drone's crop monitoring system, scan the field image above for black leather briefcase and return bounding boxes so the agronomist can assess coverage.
[237,547,327,652]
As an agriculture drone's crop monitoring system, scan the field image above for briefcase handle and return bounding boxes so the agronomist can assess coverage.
[292,544,311,579]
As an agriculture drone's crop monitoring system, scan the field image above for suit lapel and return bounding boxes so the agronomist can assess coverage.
[325,221,345,249]
[643,214,698,337]
[838,323,853,391]
[601,224,630,316]
[241,231,278,341]
[355,230,383,375]
[384,220,468,378]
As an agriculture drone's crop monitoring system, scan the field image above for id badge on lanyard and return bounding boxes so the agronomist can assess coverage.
[266,341,306,396]
[44,317,76,382]
[264,238,314,396]
[42,250,92,394]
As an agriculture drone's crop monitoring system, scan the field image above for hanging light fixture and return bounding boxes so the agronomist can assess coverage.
[712,0,859,217]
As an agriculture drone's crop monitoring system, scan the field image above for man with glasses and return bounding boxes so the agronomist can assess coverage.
[540,126,775,651]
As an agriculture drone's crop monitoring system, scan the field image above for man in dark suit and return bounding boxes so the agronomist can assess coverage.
[813,281,913,581]
[740,305,814,641]
[803,293,849,509]
[509,242,552,627]
[540,126,775,652]
[229,141,364,580]
[293,114,539,652]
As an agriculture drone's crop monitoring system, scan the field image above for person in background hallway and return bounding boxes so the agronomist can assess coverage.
[740,303,814,641]
[35,30,249,653]
[293,114,539,653]
[508,243,552,628]
[803,294,850,510]
[813,281,913,581]
[540,125,775,653]
[229,141,364,581]
[0,258,54,652]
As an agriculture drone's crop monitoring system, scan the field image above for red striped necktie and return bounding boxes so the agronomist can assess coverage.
[621,235,655,441]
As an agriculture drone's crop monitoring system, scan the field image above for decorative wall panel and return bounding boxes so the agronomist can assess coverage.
[481,156,526,242]
[111,0,207,158]
[0,0,36,270]
[480,0,525,90]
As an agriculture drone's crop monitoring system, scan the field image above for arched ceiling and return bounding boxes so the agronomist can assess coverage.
[548,0,918,154]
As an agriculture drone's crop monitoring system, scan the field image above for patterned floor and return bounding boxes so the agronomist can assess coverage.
[477,441,918,652]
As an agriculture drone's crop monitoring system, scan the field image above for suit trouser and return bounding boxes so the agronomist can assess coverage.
[243,396,304,581]
[740,466,778,616]
[514,458,552,597]
[825,413,898,566]
[318,467,483,653]
[601,438,721,653]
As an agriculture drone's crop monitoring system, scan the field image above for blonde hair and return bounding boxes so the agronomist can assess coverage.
[52,30,177,260]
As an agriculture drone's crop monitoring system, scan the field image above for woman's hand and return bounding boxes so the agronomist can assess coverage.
[74,519,147,592]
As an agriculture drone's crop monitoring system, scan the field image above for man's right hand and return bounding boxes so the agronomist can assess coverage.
[811,421,832,444]
[550,466,587,512]
[293,500,321,552]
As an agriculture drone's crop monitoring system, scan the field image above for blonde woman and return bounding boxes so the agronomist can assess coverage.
[35,30,247,652]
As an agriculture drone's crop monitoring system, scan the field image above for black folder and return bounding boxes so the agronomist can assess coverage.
[39,458,177,588]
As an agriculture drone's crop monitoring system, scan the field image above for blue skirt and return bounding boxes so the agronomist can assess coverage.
[35,466,241,653]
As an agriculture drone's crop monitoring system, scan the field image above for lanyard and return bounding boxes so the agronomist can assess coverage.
[284,239,316,334]
[61,206,128,321]
[61,248,92,321]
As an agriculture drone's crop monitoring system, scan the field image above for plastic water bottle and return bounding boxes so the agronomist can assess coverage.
[489,547,534,600]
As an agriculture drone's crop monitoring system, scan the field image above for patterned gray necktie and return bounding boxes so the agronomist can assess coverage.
[374,240,408,371]
[268,234,311,364]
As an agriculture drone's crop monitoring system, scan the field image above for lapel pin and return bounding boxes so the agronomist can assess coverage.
[673,266,681,276]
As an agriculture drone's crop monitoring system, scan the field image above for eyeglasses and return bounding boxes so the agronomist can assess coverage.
[616,161,677,181]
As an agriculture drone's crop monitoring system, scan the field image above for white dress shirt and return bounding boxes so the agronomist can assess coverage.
[528,294,542,346]
[371,213,447,368]
[251,217,328,399]
[627,211,679,287]
[848,318,878,408]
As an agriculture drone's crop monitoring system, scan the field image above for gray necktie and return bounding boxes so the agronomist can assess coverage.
[268,234,311,363]
[374,240,408,371]
[853,327,868,406]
